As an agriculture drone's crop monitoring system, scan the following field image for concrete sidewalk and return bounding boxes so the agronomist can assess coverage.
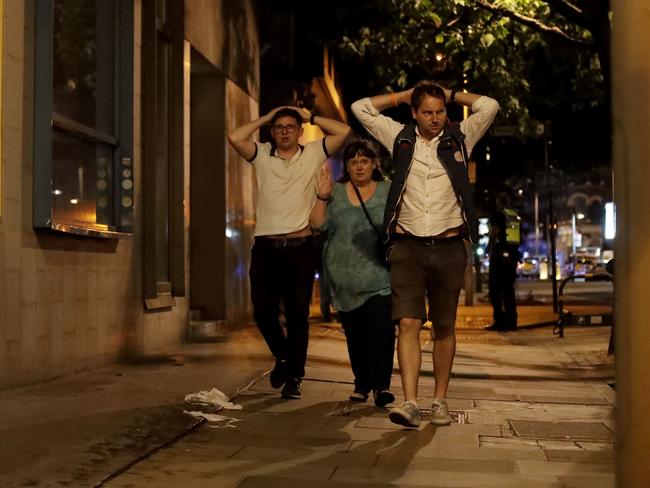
[0,325,273,487]
[0,320,615,487]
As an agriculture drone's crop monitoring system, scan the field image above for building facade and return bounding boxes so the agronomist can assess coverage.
[0,0,259,390]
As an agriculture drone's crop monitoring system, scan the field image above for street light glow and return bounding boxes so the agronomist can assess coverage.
[605,202,616,239]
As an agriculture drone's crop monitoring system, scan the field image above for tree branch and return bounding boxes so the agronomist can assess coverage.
[544,0,587,27]
[475,0,593,47]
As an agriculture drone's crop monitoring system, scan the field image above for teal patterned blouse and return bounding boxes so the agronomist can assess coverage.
[321,180,391,312]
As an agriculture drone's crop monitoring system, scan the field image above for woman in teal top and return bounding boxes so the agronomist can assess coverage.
[311,140,395,407]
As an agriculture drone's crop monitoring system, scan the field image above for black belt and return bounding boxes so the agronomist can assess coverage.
[394,233,463,246]
[255,235,313,248]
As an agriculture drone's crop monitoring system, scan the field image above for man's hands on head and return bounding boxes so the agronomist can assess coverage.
[397,89,414,105]
[262,106,283,124]
[285,106,312,123]
[263,105,313,124]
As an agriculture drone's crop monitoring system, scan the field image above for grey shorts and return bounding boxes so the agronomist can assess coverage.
[387,235,467,330]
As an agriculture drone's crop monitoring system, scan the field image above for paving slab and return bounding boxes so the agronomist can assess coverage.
[479,436,541,449]
[554,474,615,488]
[516,459,614,476]
[509,419,615,441]
[231,446,378,467]
[576,441,614,451]
[355,416,501,435]
[374,455,517,473]
[543,448,614,464]
[349,441,547,461]
[238,476,395,488]
[331,466,562,487]
[519,394,611,405]
[470,400,614,425]
[105,471,243,488]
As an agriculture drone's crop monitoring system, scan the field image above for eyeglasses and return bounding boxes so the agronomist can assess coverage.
[272,124,300,133]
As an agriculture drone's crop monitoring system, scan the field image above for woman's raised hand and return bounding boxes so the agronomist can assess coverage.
[317,163,333,198]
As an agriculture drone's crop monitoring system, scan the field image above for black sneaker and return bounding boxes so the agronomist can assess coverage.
[484,323,507,331]
[269,360,287,389]
[281,378,302,399]
[373,389,395,407]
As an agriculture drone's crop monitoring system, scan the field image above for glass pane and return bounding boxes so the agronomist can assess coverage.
[53,0,115,134]
[52,129,115,228]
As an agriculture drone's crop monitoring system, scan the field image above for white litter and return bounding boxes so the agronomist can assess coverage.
[184,388,242,410]
[183,410,241,428]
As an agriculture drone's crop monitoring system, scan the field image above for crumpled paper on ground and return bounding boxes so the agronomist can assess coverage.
[184,388,243,410]
[183,410,241,428]
[184,388,242,428]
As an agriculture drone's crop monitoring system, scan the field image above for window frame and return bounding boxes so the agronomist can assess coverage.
[33,0,134,238]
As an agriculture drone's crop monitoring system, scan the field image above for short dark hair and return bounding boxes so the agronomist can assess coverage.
[270,108,302,127]
[338,140,383,182]
[411,80,446,110]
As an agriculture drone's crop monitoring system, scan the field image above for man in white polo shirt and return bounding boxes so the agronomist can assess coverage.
[228,106,350,399]
[352,81,498,427]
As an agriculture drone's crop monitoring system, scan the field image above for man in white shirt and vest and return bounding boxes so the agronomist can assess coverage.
[352,81,498,427]
[228,106,350,399]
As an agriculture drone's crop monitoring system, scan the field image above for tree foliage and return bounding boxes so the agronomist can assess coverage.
[337,0,610,135]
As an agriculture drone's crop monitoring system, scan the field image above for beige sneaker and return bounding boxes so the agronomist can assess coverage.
[389,400,421,428]
[430,398,452,425]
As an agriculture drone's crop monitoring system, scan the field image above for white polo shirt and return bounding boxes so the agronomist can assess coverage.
[352,96,499,237]
[248,140,329,236]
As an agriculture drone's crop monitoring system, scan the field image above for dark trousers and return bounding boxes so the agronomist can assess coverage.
[338,294,395,392]
[489,275,517,329]
[250,237,315,379]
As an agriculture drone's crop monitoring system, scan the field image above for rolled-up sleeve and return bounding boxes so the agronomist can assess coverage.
[460,96,499,155]
[351,98,404,155]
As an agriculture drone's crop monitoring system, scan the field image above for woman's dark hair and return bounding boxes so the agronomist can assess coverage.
[338,140,383,182]
[411,80,446,110]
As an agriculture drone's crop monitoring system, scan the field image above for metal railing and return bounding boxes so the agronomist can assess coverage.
[554,272,615,355]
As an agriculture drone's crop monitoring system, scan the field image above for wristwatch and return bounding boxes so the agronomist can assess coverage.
[309,113,317,125]
[450,89,457,103]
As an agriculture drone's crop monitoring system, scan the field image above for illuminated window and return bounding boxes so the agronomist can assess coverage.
[34,0,133,236]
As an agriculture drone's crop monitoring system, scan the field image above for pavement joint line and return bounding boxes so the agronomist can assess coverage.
[303,376,355,386]
[92,366,269,487]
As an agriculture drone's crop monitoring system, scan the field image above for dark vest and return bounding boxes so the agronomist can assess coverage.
[383,121,478,243]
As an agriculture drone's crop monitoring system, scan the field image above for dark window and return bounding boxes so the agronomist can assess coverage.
[34,0,133,237]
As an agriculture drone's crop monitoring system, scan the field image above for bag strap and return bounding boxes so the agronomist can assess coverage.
[351,183,383,238]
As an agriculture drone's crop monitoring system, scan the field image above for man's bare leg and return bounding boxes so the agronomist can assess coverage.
[397,318,423,401]
[432,327,456,399]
